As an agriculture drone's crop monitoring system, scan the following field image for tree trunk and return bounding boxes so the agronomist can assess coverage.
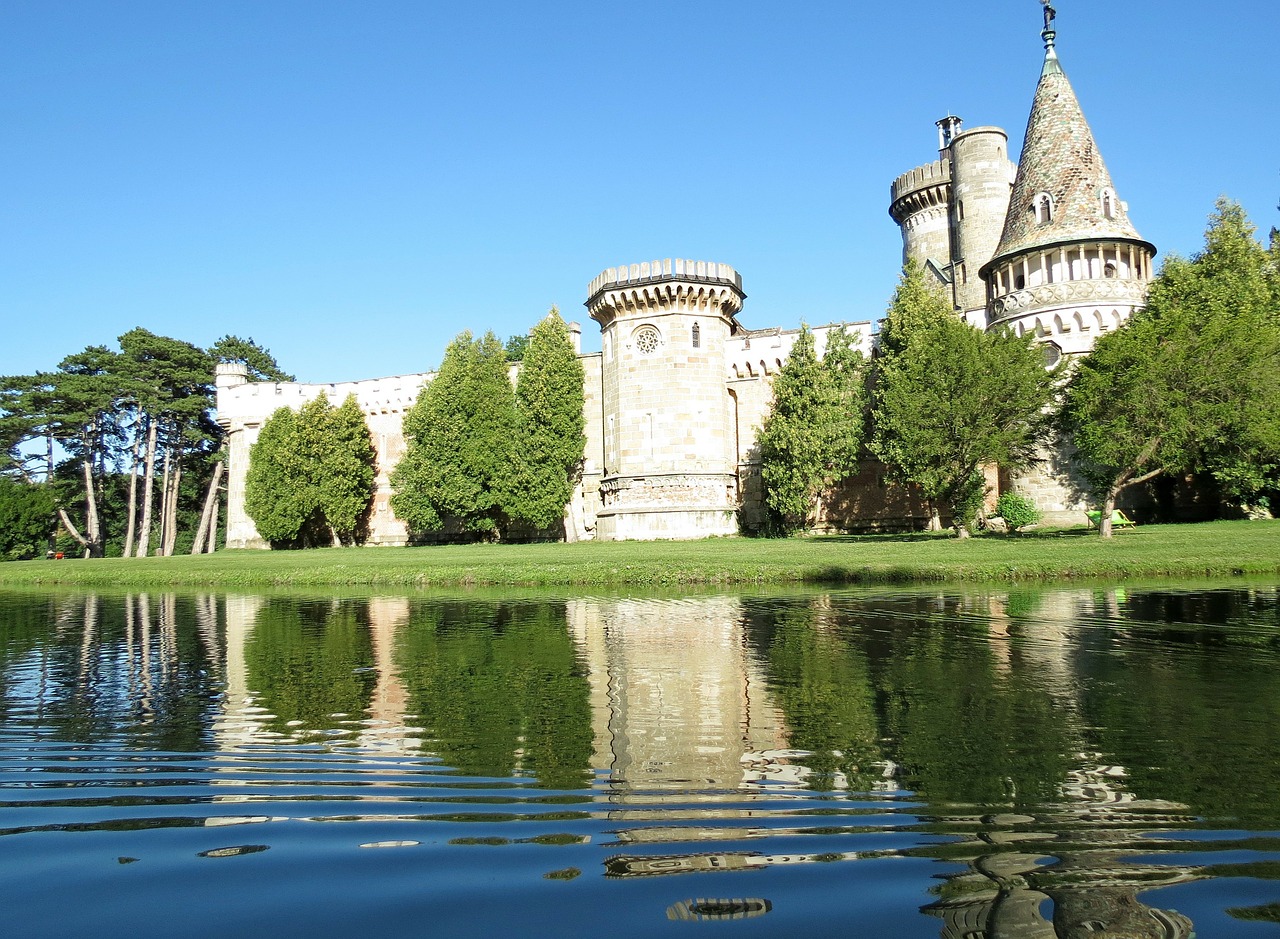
[162,458,181,556]
[206,485,220,553]
[191,462,224,554]
[58,508,90,552]
[122,423,142,557]
[1099,486,1119,539]
[80,458,102,557]
[329,523,342,548]
[156,446,172,556]
[136,419,158,557]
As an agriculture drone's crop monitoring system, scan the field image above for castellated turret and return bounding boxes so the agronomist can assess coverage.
[890,117,1017,325]
[586,259,745,541]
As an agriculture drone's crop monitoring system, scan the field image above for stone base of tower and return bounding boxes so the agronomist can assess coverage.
[1005,437,1094,527]
[594,473,739,541]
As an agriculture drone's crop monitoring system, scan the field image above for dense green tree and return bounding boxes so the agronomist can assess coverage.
[318,394,377,542]
[391,331,517,539]
[872,261,1057,537]
[757,325,867,533]
[0,477,56,559]
[209,334,295,382]
[1060,200,1280,536]
[244,394,376,547]
[508,309,586,535]
[503,334,529,363]
[245,407,310,544]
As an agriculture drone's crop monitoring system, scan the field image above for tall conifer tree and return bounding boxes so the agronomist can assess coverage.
[757,325,867,533]
[508,308,586,535]
[391,331,517,538]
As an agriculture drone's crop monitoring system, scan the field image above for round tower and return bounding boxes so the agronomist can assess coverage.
[947,126,1016,321]
[585,259,745,541]
[888,153,953,282]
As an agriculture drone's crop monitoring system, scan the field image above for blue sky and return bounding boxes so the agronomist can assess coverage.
[3,0,1276,383]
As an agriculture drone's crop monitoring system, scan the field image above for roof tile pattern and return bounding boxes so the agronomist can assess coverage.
[989,49,1145,266]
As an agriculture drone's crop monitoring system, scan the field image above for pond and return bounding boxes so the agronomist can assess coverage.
[1,584,1279,937]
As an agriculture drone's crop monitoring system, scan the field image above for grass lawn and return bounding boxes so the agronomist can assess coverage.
[2,519,1277,589]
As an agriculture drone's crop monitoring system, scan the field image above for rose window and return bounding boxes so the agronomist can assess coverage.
[634,326,661,355]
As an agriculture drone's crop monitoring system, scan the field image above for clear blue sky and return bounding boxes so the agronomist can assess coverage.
[3,0,1276,383]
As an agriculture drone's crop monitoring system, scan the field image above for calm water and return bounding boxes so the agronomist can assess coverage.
[2,584,1279,937]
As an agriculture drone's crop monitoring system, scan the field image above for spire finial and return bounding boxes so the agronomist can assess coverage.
[1040,0,1057,51]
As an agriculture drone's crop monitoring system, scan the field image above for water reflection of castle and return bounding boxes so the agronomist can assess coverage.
[27,588,1270,935]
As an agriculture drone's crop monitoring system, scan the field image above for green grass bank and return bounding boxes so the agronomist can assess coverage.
[2,520,1277,589]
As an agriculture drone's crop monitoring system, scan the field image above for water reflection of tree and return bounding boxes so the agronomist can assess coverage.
[243,598,377,740]
[876,610,1076,807]
[396,600,591,790]
[1077,601,1280,828]
[746,600,883,791]
[0,592,221,749]
[746,593,1077,802]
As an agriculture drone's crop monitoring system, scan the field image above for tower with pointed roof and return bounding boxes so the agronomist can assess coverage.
[978,4,1156,364]
[890,4,1158,522]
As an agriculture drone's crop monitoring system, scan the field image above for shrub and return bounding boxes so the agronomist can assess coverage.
[995,492,1042,533]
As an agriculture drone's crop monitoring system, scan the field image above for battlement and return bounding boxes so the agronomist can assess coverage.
[587,259,742,305]
[890,159,952,206]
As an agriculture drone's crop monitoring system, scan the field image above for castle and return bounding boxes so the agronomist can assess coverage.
[216,10,1153,547]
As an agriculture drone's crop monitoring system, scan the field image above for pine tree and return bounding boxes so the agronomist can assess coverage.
[508,308,586,535]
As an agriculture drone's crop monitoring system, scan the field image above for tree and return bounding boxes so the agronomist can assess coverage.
[316,394,377,543]
[245,407,311,544]
[504,334,530,363]
[757,325,867,533]
[117,328,219,556]
[391,331,517,539]
[0,477,56,560]
[244,394,377,547]
[507,309,586,536]
[210,335,295,382]
[48,346,125,557]
[872,261,1057,537]
[1060,200,1280,536]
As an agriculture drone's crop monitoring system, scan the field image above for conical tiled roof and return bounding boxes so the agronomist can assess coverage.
[985,43,1149,271]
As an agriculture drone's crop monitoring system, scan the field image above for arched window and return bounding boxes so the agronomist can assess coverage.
[1104,261,1117,279]
[692,323,701,348]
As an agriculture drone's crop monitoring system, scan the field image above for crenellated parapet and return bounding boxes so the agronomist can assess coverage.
[586,259,745,326]
[888,159,952,223]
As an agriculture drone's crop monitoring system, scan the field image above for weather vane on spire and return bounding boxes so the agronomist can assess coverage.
[1040,0,1057,50]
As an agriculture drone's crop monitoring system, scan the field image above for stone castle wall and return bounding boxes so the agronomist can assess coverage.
[216,297,877,547]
